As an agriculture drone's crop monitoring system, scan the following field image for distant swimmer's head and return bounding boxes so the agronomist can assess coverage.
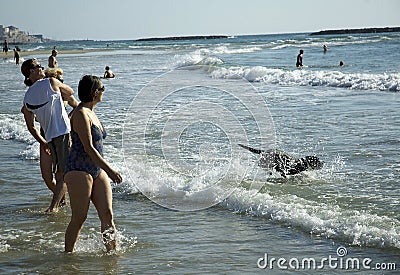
[52,49,58,55]
[300,49,304,54]
[339,60,344,67]
[105,66,110,70]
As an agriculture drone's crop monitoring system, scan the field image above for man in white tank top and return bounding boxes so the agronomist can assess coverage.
[21,58,78,212]
[23,78,70,142]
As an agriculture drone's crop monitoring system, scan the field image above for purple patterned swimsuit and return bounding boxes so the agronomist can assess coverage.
[65,123,106,179]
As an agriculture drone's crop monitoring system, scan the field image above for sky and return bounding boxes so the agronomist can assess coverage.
[1,0,399,41]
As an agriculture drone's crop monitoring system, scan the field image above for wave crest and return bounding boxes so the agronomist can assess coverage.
[211,66,400,92]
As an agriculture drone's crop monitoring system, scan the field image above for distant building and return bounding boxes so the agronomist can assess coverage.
[31,34,43,40]
[1,24,45,43]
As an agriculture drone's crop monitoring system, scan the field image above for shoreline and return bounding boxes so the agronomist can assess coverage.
[0,49,110,59]
[136,35,229,42]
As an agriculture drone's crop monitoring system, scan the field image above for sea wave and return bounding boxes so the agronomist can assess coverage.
[268,34,397,50]
[26,45,46,52]
[118,152,399,249]
[222,187,400,249]
[170,44,400,92]
[172,49,224,67]
[210,66,400,92]
[171,44,263,68]
[0,114,33,143]
[210,45,262,54]
[0,114,39,160]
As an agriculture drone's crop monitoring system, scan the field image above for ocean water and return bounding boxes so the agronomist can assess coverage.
[0,32,399,274]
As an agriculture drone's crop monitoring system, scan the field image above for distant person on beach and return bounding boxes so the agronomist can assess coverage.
[13,48,20,65]
[323,44,328,53]
[64,75,122,253]
[339,60,344,67]
[103,66,115,78]
[296,49,304,67]
[48,49,58,68]
[3,40,8,55]
[20,58,78,212]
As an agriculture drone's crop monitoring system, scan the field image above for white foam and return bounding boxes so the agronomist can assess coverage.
[171,44,262,68]
[0,227,136,255]
[0,114,33,143]
[121,149,252,211]
[73,227,137,254]
[222,187,400,249]
[0,241,10,253]
[211,66,400,92]
[172,49,224,67]
[19,143,40,160]
[211,45,262,54]
[271,44,288,50]
[26,45,46,52]
[0,114,39,159]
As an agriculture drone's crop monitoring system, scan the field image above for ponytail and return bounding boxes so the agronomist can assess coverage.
[24,77,33,87]
[21,58,36,86]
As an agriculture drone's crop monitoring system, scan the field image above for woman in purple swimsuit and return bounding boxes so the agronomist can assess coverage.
[64,75,122,253]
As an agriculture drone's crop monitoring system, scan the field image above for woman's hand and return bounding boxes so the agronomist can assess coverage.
[107,168,123,184]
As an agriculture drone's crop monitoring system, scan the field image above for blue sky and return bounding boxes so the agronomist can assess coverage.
[2,0,399,40]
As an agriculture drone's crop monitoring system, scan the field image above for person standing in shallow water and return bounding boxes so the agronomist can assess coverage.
[48,49,58,68]
[3,40,8,55]
[103,66,115,78]
[323,44,328,53]
[35,67,69,205]
[296,49,304,67]
[64,75,122,253]
[20,58,78,212]
[13,48,20,65]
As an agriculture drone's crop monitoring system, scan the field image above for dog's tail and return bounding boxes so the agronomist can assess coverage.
[238,144,263,154]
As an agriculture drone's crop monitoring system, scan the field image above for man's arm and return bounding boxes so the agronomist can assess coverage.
[21,106,50,155]
[65,94,79,108]
[50,77,79,108]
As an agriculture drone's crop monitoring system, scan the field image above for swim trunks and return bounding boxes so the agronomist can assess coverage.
[48,133,71,174]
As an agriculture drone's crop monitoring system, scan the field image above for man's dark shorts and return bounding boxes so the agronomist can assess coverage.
[48,133,71,174]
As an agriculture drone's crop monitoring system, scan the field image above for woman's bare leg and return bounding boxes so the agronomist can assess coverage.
[64,171,93,252]
[91,171,117,252]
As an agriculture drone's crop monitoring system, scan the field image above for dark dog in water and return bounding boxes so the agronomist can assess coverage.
[239,144,323,178]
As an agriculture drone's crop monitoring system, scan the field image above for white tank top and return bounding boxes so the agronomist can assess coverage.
[23,78,70,142]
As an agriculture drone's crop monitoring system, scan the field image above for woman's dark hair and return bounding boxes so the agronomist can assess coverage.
[21,58,36,86]
[78,75,102,103]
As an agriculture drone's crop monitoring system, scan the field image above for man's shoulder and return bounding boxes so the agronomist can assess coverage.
[24,79,50,96]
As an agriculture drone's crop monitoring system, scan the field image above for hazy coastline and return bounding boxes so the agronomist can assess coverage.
[0,48,111,59]
[310,26,400,35]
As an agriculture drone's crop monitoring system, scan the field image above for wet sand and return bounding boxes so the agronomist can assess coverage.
[0,49,110,59]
